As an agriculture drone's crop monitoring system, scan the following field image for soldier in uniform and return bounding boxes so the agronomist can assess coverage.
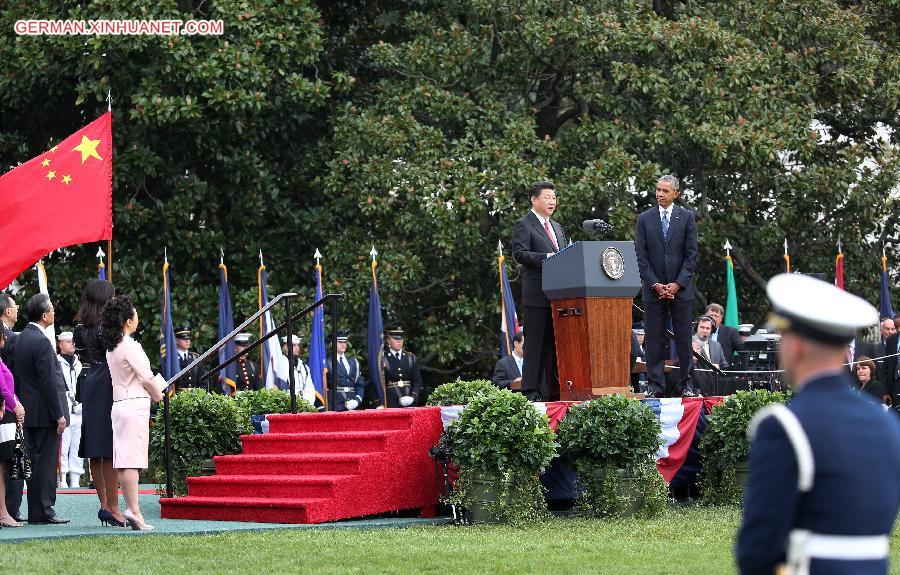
[736,274,900,575]
[173,326,203,391]
[326,330,366,411]
[231,333,261,393]
[276,334,316,406]
[382,327,422,408]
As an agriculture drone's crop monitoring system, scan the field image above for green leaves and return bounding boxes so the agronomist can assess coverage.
[425,378,499,406]
[557,395,662,473]
[149,389,252,495]
[447,389,558,476]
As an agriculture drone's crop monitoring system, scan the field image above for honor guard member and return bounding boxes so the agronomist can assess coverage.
[276,334,316,406]
[736,274,900,575]
[232,333,261,393]
[173,326,203,391]
[326,330,366,411]
[383,327,422,408]
[57,331,84,488]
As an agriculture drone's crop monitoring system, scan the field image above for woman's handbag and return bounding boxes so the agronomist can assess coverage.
[9,425,32,480]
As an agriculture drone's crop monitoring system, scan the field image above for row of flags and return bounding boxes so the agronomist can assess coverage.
[155,248,390,408]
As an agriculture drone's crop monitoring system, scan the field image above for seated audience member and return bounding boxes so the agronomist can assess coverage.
[492,331,524,391]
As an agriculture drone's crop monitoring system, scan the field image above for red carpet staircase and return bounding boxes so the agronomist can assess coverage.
[159,407,443,524]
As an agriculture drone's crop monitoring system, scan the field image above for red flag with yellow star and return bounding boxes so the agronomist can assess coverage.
[0,112,112,288]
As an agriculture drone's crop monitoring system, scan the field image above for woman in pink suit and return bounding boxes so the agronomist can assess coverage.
[101,296,164,531]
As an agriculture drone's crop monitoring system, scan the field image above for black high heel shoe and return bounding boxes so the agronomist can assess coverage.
[98,509,126,527]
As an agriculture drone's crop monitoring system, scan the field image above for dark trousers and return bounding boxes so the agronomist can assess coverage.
[522,306,559,401]
[5,475,23,518]
[20,426,60,521]
[644,296,694,395]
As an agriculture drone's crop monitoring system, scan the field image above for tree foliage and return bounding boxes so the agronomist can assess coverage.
[1,0,897,388]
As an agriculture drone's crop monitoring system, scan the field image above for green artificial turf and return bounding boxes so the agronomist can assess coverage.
[3,506,899,574]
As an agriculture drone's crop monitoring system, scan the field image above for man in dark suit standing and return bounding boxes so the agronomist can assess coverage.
[492,331,524,390]
[14,294,69,524]
[703,303,744,365]
[883,332,899,411]
[635,175,699,397]
[512,182,567,401]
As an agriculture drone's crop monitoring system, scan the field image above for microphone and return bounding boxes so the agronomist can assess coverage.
[582,219,613,235]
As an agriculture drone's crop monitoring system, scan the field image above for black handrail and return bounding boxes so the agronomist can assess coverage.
[162,292,344,498]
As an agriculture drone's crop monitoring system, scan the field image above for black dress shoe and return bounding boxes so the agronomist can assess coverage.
[644,391,663,398]
[28,516,70,525]
[681,390,700,398]
[11,515,24,523]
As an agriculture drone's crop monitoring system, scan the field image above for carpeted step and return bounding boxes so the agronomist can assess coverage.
[187,475,348,499]
[267,409,413,434]
[160,406,444,524]
[159,496,324,524]
[213,453,376,476]
[240,431,396,455]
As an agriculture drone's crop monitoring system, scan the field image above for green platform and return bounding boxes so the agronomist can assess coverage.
[0,486,450,543]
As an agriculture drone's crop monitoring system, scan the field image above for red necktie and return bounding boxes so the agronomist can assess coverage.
[544,220,558,251]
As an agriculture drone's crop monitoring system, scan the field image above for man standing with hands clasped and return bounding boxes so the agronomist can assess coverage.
[634,175,699,398]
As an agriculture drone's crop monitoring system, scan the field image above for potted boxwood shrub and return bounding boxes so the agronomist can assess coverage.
[445,389,558,524]
[557,394,667,518]
[426,378,499,406]
[150,389,252,495]
[699,388,791,506]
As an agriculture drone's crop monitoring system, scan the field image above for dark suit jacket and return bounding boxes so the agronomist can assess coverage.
[14,323,65,428]
[511,211,567,308]
[714,325,744,364]
[883,333,898,404]
[0,323,17,374]
[491,354,522,389]
[634,204,698,303]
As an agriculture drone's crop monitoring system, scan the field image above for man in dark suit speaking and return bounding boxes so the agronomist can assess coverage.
[512,182,567,401]
[635,175,699,397]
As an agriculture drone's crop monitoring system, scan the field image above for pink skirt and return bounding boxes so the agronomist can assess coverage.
[111,397,151,469]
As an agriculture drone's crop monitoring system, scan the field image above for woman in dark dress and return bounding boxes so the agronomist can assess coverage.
[74,279,124,527]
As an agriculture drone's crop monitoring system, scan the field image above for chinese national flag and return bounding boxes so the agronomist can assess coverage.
[0,112,112,288]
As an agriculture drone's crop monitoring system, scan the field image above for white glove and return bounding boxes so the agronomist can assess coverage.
[399,395,414,407]
[345,399,359,411]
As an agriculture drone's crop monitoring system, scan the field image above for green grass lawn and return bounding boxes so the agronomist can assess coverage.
[3,506,900,574]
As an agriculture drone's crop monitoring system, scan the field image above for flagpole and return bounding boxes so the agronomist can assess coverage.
[497,240,512,357]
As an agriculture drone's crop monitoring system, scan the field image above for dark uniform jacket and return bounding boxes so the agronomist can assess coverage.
[737,372,900,574]
[233,356,262,393]
[326,355,366,411]
[176,350,202,390]
[1,323,17,374]
[383,350,423,408]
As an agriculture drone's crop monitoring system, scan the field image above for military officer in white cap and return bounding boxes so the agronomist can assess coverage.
[56,331,84,488]
[275,334,315,406]
[736,274,900,575]
[326,330,366,411]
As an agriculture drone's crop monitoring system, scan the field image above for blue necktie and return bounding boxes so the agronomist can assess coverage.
[661,211,669,241]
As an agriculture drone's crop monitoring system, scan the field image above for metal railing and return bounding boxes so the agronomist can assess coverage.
[162,291,344,498]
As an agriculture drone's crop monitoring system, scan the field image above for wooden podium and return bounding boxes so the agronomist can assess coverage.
[542,241,641,400]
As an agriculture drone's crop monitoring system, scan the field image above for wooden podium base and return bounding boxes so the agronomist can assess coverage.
[552,296,632,401]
